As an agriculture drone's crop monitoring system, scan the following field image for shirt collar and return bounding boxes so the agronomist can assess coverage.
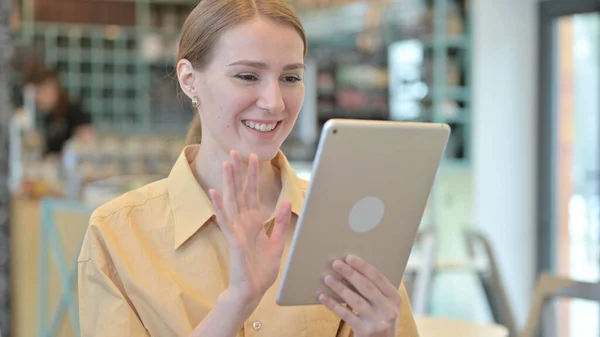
[168,145,305,250]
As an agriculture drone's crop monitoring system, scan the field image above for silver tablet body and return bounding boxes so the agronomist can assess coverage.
[276,119,450,306]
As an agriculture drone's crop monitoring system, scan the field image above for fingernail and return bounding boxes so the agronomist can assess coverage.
[346,255,360,267]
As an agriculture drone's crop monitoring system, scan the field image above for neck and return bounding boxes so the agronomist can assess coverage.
[191,141,281,210]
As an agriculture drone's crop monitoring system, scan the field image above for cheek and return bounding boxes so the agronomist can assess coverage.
[206,84,256,121]
[36,93,51,108]
[284,88,305,117]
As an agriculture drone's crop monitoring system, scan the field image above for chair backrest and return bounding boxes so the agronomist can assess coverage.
[520,272,600,337]
[464,229,518,336]
[38,198,95,337]
[415,316,509,337]
[408,228,438,315]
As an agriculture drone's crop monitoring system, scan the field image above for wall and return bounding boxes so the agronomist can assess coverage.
[472,0,539,328]
[0,0,13,334]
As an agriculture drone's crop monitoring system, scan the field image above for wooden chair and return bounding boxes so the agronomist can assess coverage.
[404,227,438,315]
[464,229,518,337]
[415,316,509,337]
[520,272,600,337]
[405,228,518,333]
[38,198,95,337]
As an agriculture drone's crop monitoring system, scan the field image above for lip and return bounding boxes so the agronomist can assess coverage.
[241,119,281,124]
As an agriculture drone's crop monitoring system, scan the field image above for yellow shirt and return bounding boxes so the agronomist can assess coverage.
[78,145,419,337]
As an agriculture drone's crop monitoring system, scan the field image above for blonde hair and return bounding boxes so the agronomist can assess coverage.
[178,0,308,145]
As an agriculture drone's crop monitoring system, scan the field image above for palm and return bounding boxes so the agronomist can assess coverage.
[209,151,291,306]
[228,210,282,296]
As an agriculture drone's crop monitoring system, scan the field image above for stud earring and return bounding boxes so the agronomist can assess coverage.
[191,96,199,108]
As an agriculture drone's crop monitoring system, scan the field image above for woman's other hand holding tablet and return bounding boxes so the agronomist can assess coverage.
[318,254,402,337]
[208,150,292,316]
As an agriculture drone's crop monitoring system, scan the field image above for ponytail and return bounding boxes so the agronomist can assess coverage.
[185,114,202,145]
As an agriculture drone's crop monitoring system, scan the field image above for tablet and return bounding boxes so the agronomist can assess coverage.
[276,119,450,306]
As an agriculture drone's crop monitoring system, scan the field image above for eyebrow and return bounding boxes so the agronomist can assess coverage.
[228,60,305,71]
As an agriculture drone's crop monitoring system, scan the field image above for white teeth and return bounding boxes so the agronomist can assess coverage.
[243,121,278,132]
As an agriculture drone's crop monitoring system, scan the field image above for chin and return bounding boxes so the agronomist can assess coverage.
[240,145,281,163]
[255,148,282,163]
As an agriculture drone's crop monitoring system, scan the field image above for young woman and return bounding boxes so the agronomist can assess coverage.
[77,0,419,336]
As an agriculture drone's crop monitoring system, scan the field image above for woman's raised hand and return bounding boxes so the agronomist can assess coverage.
[209,150,292,312]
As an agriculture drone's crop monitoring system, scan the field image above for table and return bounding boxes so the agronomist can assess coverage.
[415,316,509,337]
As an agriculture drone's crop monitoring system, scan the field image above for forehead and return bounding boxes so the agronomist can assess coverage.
[211,17,305,67]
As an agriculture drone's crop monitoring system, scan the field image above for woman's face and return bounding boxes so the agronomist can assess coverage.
[35,78,60,113]
[179,17,305,162]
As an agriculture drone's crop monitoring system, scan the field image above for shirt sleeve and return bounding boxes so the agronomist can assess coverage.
[78,217,150,337]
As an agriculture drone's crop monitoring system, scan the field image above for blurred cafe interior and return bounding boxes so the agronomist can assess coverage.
[0,0,600,336]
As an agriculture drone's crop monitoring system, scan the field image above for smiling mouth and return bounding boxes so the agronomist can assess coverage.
[242,120,281,133]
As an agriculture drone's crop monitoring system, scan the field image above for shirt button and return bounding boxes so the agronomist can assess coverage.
[252,320,262,331]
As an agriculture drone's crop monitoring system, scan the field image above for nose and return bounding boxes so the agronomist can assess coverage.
[256,81,285,114]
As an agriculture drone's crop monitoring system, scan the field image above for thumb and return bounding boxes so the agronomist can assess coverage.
[270,201,292,250]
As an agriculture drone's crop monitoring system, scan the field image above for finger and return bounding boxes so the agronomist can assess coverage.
[270,201,291,250]
[332,260,386,305]
[208,189,231,235]
[323,275,377,320]
[345,254,402,303]
[221,162,238,220]
[243,153,260,209]
[230,150,247,211]
[318,292,362,328]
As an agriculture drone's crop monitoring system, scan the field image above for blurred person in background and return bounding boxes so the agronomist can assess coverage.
[24,64,94,159]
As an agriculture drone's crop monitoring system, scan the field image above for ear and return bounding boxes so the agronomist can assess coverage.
[176,58,198,100]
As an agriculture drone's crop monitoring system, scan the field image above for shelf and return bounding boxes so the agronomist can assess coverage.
[418,34,470,49]
[308,0,472,166]
[419,86,470,103]
[13,0,472,162]
[318,109,389,120]
[148,0,196,4]
[20,22,139,33]
[440,158,471,171]
[148,57,178,68]
[446,87,470,102]
[417,108,470,124]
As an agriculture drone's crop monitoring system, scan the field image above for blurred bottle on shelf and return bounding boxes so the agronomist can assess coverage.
[61,133,186,199]
[388,39,427,121]
[420,1,465,37]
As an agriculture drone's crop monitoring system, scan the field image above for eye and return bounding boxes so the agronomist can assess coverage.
[235,74,258,81]
[282,76,302,83]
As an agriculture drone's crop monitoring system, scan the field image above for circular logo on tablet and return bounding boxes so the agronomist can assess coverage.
[348,196,385,233]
